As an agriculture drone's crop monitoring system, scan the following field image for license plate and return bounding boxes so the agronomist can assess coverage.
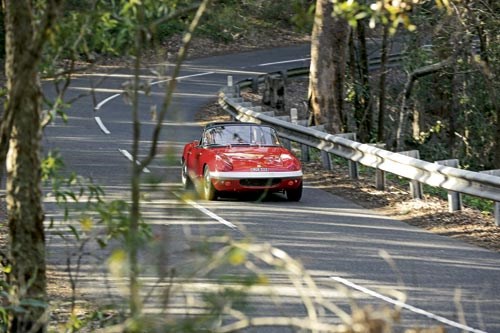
[251,167,269,172]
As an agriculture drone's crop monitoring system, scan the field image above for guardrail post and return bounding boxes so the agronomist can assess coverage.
[369,143,387,190]
[263,74,285,110]
[251,77,259,93]
[281,70,288,85]
[399,150,424,200]
[227,75,239,98]
[480,170,500,226]
[435,159,462,212]
[334,133,359,179]
[321,151,332,170]
[375,169,386,190]
[282,138,292,151]
[289,108,309,162]
[301,145,310,162]
[290,108,298,124]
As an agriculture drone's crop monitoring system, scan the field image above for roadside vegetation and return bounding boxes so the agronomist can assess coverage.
[0,1,498,333]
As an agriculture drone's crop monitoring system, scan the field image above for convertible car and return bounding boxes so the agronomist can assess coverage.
[181,122,303,201]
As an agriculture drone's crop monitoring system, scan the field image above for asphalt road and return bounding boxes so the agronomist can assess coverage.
[42,45,500,332]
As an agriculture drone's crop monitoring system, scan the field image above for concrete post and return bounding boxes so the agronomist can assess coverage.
[399,150,424,200]
[251,77,259,93]
[281,70,288,85]
[290,108,298,124]
[375,169,386,191]
[262,75,271,105]
[290,108,310,162]
[334,133,359,180]
[480,169,500,226]
[321,151,332,170]
[369,143,387,191]
[435,159,462,212]
[227,75,238,97]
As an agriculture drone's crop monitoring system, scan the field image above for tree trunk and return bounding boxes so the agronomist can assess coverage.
[348,31,361,132]
[462,1,500,168]
[355,20,372,142]
[308,0,350,133]
[4,1,47,331]
[377,25,389,143]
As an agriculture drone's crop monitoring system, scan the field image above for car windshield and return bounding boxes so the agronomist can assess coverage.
[203,125,281,146]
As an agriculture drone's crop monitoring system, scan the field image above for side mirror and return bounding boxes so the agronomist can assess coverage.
[193,140,200,146]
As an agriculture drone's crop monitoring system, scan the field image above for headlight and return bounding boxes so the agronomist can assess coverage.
[215,154,233,171]
[281,154,301,171]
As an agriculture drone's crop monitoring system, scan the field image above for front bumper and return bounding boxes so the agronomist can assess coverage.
[209,170,303,192]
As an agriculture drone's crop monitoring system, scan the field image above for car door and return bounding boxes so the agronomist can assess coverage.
[191,132,210,180]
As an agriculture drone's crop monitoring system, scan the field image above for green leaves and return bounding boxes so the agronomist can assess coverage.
[329,0,454,33]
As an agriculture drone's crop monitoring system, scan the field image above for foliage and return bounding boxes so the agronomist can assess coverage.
[0,11,4,59]
[195,0,309,42]
[2,0,497,331]
[291,0,316,32]
[397,1,499,170]
[36,0,193,65]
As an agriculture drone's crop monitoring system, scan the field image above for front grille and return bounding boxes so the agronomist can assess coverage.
[240,178,281,187]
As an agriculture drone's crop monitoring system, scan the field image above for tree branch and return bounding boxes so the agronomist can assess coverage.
[396,57,454,150]
[140,0,212,169]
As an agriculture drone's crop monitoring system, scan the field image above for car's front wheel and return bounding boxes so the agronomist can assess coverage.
[181,159,193,190]
[203,165,218,200]
[286,182,302,202]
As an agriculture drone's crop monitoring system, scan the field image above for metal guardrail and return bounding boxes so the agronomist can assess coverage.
[218,67,500,224]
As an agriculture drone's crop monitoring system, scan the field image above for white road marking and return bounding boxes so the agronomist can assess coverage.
[150,71,215,86]
[93,55,307,178]
[184,199,238,229]
[118,149,151,173]
[331,276,488,333]
[257,57,311,67]
[93,71,215,175]
[94,72,215,111]
[173,191,238,230]
[95,93,121,110]
[94,116,111,134]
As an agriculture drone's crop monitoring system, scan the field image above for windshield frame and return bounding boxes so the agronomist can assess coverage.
[202,124,282,147]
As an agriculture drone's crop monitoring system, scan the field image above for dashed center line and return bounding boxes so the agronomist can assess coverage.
[93,57,307,180]
[184,198,238,229]
[173,191,238,230]
[150,71,215,86]
[94,116,110,134]
[95,93,121,111]
[118,149,151,173]
[257,57,310,67]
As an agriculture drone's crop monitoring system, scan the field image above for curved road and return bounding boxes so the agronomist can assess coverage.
[43,45,500,332]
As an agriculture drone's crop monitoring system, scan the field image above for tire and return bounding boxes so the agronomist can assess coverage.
[286,182,302,202]
[203,165,218,201]
[181,159,193,190]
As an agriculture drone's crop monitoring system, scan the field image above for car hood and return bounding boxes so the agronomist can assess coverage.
[216,146,298,170]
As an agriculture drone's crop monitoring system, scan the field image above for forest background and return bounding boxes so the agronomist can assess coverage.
[0,0,498,332]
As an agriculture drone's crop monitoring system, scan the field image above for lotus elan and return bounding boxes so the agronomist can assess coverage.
[181,122,303,201]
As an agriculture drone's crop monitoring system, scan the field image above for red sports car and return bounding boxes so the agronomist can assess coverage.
[181,122,303,201]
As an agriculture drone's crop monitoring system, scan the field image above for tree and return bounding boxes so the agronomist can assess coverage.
[308,0,350,134]
[394,0,499,169]
[348,16,373,142]
[124,0,211,324]
[1,1,62,331]
[0,1,192,331]
[376,23,389,143]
